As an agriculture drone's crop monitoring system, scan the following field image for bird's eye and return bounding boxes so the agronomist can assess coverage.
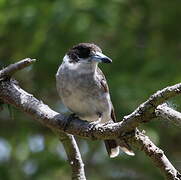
[77,47,90,58]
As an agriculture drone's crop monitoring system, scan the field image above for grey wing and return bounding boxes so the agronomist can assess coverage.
[97,68,120,157]
[97,67,116,122]
[97,68,135,156]
[97,67,109,93]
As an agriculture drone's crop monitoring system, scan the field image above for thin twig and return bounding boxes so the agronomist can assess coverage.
[0,58,36,78]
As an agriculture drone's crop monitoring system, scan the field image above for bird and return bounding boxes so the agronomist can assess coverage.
[56,43,134,158]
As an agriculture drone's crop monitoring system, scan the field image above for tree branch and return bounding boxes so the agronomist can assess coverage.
[0,59,181,180]
[0,58,36,78]
[1,78,180,140]
[121,83,181,132]
[156,103,181,126]
[57,132,86,180]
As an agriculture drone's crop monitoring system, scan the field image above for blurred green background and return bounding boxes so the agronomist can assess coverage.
[0,0,181,179]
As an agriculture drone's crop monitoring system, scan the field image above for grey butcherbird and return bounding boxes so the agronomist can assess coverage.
[56,43,134,158]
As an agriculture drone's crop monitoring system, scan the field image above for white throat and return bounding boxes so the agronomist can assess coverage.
[62,55,98,74]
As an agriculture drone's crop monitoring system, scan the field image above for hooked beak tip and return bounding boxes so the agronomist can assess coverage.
[91,52,112,64]
[101,57,112,63]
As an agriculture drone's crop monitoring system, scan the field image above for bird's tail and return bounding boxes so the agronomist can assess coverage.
[104,139,135,158]
[104,140,120,158]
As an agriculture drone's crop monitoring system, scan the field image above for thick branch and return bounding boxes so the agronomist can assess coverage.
[156,104,181,126]
[130,130,181,180]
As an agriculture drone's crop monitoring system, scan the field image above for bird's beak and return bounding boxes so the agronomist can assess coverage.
[91,52,112,63]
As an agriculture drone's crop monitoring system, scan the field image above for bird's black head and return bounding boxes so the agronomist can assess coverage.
[67,43,112,64]
[67,43,101,62]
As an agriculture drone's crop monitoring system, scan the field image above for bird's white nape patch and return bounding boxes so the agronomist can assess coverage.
[63,55,70,63]
[62,55,79,70]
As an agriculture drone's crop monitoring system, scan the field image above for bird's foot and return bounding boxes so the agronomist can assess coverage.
[89,120,100,125]
[103,121,112,126]
[90,112,102,124]
[63,113,78,131]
